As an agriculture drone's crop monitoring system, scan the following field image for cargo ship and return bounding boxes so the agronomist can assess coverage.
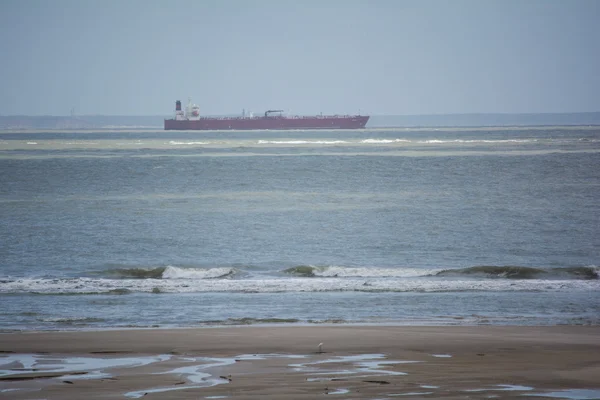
[164,99,369,130]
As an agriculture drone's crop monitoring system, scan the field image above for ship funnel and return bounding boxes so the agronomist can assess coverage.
[175,100,182,111]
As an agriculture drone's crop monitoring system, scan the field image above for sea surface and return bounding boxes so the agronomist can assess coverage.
[1,127,599,331]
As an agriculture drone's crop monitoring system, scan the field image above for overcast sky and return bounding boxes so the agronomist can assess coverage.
[0,0,598,116]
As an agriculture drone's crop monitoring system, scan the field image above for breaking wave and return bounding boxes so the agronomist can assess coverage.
[282,265,598,280]
[0,275,598,295]
[434,266,599,280]
[103,267,166,279]
[100,266,239,279]
[162,266,238,279]
[1,265,597,295]
[282,265,440,278]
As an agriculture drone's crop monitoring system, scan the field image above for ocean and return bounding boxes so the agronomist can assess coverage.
[0,127,599,331]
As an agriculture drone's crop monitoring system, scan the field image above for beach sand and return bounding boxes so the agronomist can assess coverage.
[1,326,599,399]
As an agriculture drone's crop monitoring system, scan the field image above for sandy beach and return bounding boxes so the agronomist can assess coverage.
[1,325,599,399]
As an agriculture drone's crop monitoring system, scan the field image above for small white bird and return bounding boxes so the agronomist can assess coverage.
[318,342,324,353]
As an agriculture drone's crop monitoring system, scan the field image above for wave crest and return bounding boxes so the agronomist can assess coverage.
[100,266,238,280]
[435,266,598,280]
[282,265,441,278]
[104,267,166,279]
[283,265,319,277]
[162,266,237,279]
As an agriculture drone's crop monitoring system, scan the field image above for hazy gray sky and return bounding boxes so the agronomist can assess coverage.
[1,0,599,116]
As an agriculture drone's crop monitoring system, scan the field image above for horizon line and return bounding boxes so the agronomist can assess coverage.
[2,111,600,118]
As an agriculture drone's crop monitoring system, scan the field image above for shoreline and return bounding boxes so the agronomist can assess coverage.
[1,326,599,399]
[1,319,599,334]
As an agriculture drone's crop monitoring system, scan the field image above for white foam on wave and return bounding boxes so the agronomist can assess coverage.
[1,276,598,295]
[313,266,442,278]
[418,139,537,144]
[357,138,538,145]
[161,266,236,279]
[257,140,347,145]
[168,141,209,145]
[361,139,410,144]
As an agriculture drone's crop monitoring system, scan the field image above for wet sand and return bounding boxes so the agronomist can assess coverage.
[1,326,599,399]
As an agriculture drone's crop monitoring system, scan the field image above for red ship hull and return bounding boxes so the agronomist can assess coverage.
[164,115,369,130]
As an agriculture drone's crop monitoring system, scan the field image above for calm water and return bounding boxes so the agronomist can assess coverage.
[1,127,599,330]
